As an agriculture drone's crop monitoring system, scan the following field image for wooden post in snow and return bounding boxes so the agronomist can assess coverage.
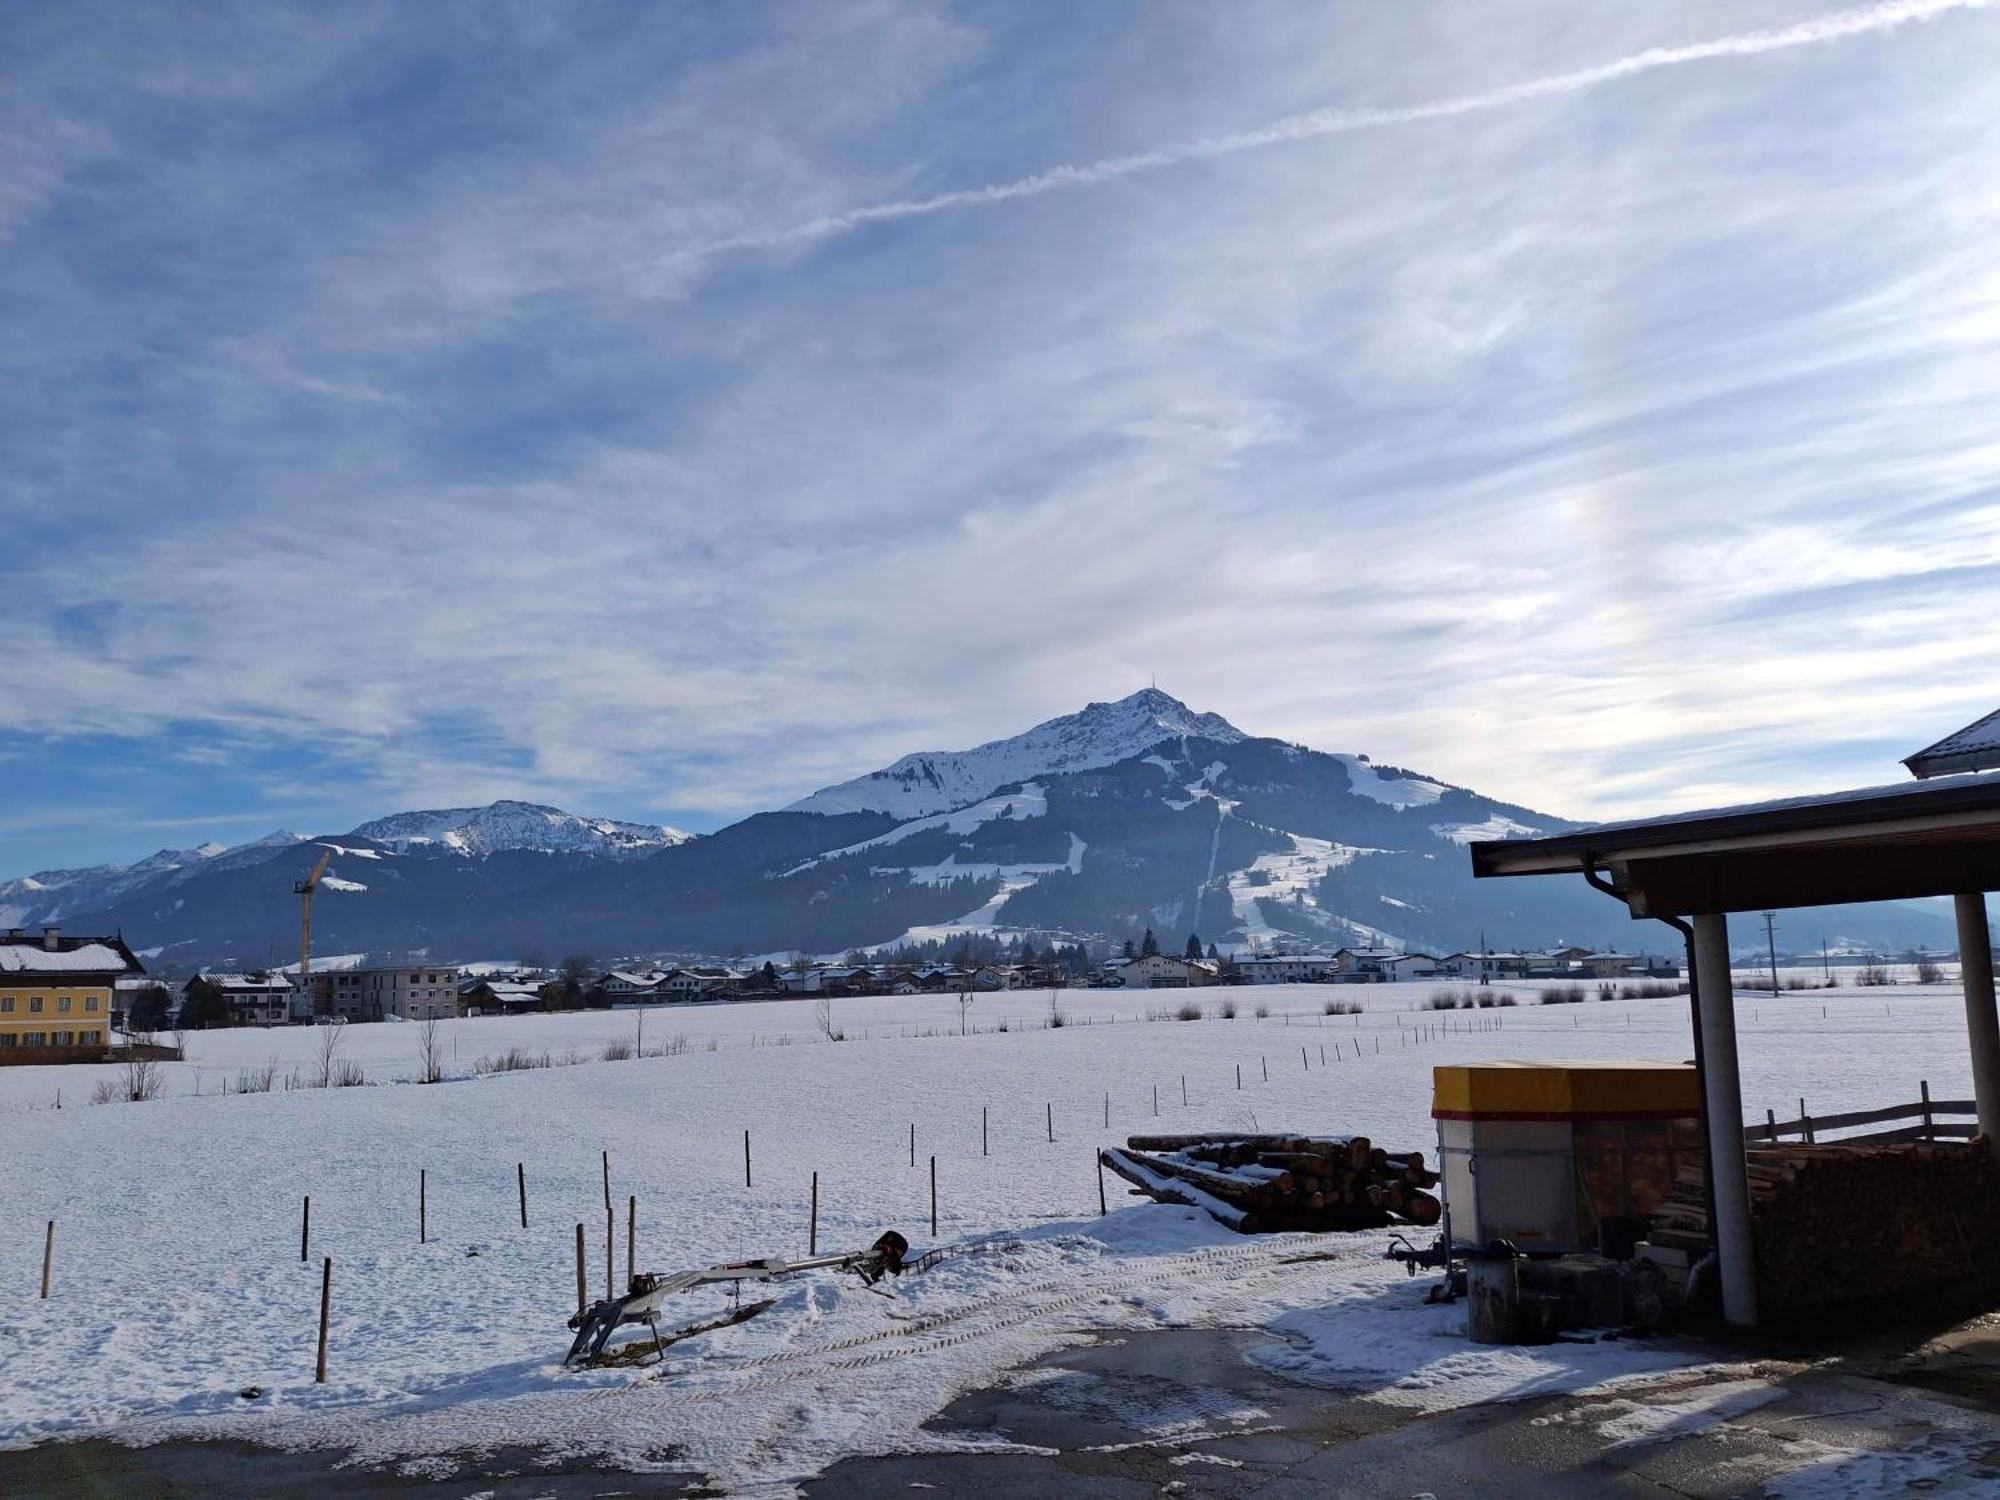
[574,1223,586,1317]
[929,1155,938,1238]
[40,1220,54,1299]
[810,1172,819,1256]
[419,1168,427,1245]
[300,1196,310,1263]
[314,1257,332,1384]
[517,1162,528,1229]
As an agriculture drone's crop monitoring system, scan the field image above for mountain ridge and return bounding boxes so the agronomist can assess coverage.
[0,690,1959,964]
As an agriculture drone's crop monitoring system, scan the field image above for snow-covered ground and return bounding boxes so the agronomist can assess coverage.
[0,980,1981,1491]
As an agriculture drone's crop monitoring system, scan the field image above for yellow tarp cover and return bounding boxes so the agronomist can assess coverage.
[1433,1060,1697,1120]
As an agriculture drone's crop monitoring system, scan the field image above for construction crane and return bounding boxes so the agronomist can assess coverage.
[295,849,333,1020]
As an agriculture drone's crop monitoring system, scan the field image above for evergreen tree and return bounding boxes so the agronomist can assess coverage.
[125,983,174,1032]
[179,978,230,1029]
[1183,933,1202,961]
[1207,942,1221,962]
[1140,928,1159,957]
[1121,938,1136,960]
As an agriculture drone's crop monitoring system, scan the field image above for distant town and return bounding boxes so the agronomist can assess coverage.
[2,921,1698,1051]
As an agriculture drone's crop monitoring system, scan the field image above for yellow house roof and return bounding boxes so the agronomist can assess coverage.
[1433,1060,1697,1120]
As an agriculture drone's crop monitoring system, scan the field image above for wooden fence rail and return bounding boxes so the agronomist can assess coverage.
[1747,1090,1975,1146]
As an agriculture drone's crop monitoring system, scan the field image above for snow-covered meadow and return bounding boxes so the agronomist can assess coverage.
[1,979,1981,1490]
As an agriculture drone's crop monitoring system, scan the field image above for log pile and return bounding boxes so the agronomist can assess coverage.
[1100,1132,1443,1235]
[1648,1141,2000,1315]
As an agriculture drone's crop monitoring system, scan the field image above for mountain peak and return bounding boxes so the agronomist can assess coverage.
[345,801,690,857]
[786,689,1248,820]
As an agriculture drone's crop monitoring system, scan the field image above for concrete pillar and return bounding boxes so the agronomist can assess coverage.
[1954,892,2000,1157]
[1691,912,1758,1327]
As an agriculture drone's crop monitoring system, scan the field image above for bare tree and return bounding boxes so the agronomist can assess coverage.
[416,1014,445,1084]
[814,992,841,1042]
[99,1030,164,1102]
[313,1018,348,1088]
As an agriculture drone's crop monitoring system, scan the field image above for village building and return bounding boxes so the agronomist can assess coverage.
[296,964,463,1021]
[0,928,140,1058]
[1233,953,1335,984]
[461,978,546,1016]
[185,971,293,1026]
[602,969,668,1003]
[1113,953,1194,988]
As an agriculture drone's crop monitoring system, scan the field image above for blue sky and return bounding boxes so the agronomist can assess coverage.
[6,0,2000,873]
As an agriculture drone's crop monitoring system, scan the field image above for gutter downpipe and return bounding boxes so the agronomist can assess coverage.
[1579,857,1720,1269]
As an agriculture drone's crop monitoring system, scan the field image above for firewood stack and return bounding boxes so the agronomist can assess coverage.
[1100,1132,1443,1235]
[1646,1142,2000,1315]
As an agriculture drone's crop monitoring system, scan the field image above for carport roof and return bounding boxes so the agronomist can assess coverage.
[1469,769,2000,917]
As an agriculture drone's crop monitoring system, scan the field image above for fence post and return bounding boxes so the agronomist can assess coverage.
[909,1122,915,1168]
[517,1162,528,1229]
[315,1257,332,1384]
[627,1194,637,1284]
[300,1196,311,1263]
[419,1168,427,1245]
[41,1220,55,1299]
[1236,1063,1241,1090]
[745,1130,753,1188]
[1097,1154,1107,1216]
[930,1155,938,1238]
[574,1222,586,1317]
[983,1106,989,1156]
[1182,1074,1188,1106]
[1047,1102,1054,1142]
[604,1207,613,1301]
[601,1149,611,1214]
[1262,1056,1268,1082]
[810,1172,819,1256]
[1920,1080,1934,1141]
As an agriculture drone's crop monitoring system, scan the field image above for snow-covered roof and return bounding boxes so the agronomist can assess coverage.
[1905,708,2000,779]
[0,938,142,975]
[197,972,293,992]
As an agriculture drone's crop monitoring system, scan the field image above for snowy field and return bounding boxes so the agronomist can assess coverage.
[0,979,1983,1492]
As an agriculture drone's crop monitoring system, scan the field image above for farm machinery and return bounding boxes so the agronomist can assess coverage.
[564,1230,910,1368]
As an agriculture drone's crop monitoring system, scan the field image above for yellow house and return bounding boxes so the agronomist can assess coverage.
[0,928,144,1056]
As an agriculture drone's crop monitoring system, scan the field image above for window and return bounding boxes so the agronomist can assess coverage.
[81,1030,101,1045]
[85,996,100,1011]
[29,996,43,1013]
[24,1032,45,1046]
[59,996,73,1013]
[53,1030,74,1045]
[0,997,11,1011]
[0,1033,12,1046]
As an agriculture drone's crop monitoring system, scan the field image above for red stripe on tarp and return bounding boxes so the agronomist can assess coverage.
[1431,1108,1698,1123]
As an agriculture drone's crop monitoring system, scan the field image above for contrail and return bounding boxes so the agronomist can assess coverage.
[667,0,1991,267]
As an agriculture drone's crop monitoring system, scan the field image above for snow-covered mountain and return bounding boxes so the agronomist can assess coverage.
[786,688,1250,819]
[0,803,683,935]
[346,800,689,857]
[0,837,286,928]
[4,693,1960,964]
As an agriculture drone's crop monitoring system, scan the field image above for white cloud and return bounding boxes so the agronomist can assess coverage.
[5,0,2000,851]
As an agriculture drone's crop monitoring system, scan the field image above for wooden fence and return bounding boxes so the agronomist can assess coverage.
[1747,1084,1975,1146]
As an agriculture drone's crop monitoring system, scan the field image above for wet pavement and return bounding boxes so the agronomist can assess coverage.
[8,1319,2000,1497]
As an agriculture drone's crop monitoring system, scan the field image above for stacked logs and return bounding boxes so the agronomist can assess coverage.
[1100,1132,1442,1235]
[1647,1142,2000,1315]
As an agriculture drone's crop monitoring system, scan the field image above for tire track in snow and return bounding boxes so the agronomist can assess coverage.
[667,1232,1355,1401]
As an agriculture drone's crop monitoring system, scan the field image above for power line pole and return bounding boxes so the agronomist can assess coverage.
[1763,911,1780,995]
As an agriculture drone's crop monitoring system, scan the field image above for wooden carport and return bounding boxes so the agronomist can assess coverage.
[1470,768,2000,1327]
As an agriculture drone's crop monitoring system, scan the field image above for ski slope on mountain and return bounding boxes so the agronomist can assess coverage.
[786,688,1249,819]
